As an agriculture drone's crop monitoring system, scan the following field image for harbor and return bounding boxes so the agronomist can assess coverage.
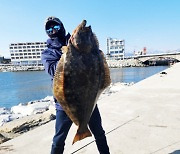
[0,62,180,154]
[0,1,180,153]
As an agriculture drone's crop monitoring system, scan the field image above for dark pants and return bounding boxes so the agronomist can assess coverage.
[51,105,110,154]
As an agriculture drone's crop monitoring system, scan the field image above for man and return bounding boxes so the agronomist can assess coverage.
[41,16,110,154]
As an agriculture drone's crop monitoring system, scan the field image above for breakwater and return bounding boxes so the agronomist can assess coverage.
[106,58,144,68]
[0,58,172,72]
[0,65,44,72]
[0,58,145,72]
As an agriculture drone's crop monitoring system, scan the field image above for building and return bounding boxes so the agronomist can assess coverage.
[0,55,4,63]
[107,37,125,60]
[9,42,47,66]
[134,47,147,56]
[0,55,11,64]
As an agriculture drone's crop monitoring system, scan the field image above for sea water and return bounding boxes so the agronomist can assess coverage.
[0,71,51,108]
[0,66,169,108]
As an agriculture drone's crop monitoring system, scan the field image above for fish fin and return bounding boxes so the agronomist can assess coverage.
[53,54,65,102]
[100,50,111,89]
[72,127,92,144]
[61,46,68,54]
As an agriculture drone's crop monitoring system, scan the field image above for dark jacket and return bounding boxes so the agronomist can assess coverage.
[41,34,70,110]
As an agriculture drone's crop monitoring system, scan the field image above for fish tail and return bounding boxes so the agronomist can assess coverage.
[72,127,92,144]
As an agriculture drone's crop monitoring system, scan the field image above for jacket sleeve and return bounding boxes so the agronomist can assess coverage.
[41,49,62,78]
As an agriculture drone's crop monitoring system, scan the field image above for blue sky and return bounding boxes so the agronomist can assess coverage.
[0,0,180,57]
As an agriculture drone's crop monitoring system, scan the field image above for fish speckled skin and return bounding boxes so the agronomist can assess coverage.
[53,20,111,144]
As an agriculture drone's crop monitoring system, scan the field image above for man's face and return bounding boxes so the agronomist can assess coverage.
[46,24,61,36]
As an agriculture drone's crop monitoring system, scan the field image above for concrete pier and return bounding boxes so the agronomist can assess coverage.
[1,63,180,154]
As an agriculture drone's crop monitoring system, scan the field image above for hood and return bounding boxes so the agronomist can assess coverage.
[45,16,66,39]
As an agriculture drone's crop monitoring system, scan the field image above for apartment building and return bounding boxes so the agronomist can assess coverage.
[9,42,47,66]
[107,37,125,60]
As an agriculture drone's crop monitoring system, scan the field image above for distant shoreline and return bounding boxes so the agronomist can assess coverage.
[0,65,44,72]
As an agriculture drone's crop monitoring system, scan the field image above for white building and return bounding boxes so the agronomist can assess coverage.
[107,37,125,60]
[9,42,47,66]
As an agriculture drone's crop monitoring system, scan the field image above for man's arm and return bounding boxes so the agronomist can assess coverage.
[41,49,62,78]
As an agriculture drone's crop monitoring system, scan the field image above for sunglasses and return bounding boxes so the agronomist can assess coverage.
[46,25,60,34]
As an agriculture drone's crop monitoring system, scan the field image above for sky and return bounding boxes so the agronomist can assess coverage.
[0,0,180,58]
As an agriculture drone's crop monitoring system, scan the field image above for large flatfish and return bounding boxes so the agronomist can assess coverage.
[53,20,111,144]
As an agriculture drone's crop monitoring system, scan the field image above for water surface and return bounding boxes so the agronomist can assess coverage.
[0,66,169,108]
